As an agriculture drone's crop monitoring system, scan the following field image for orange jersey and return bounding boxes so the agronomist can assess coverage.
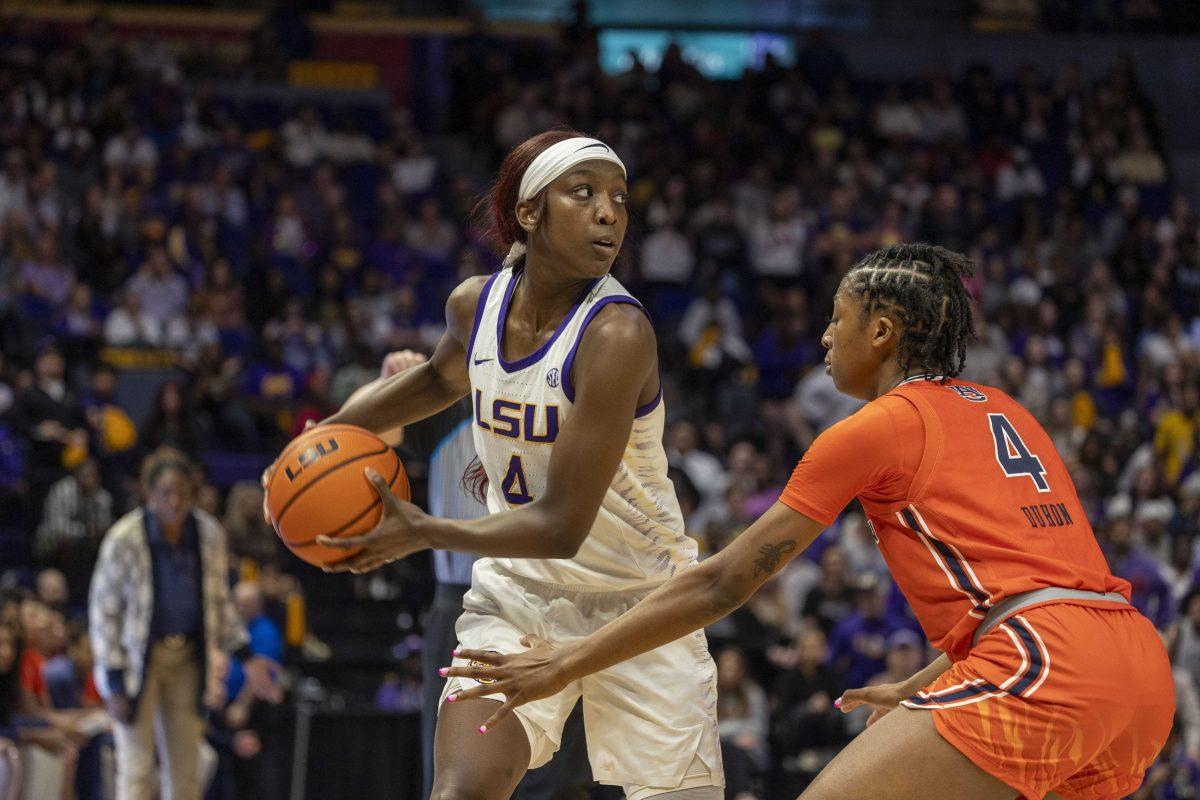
[779,376,1130,661]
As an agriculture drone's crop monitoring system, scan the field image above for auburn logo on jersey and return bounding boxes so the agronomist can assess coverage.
[947,385,988,402]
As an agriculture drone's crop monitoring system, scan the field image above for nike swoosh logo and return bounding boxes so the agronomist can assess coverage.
[473,357,493,365]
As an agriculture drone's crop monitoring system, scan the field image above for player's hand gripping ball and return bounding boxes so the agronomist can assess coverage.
[265,424,411,569]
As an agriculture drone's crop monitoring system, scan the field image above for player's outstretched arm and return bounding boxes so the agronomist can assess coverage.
[319,302,662,568]
[444,500,826,730]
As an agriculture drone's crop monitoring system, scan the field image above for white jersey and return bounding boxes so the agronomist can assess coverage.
[466,265,696,590]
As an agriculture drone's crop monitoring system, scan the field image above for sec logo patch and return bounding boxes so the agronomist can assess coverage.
[546,368,560,388]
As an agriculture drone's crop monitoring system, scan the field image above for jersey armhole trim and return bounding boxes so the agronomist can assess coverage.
[464,271,503,372]
[561,296,658,413]
[634,384,663,418]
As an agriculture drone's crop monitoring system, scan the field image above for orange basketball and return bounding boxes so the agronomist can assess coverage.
[266,424,410,568]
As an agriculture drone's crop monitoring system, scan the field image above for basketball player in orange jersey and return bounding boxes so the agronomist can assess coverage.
[445,244,1176,800]
[265,129,724,800]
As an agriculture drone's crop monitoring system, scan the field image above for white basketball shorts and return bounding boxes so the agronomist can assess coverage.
[438,559,724,800]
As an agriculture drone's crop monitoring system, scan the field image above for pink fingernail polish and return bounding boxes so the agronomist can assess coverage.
[479,725,488,734]
[834,697,842,708]
[438,668,448,677]
[447,694,457,702]
[452,649,460,657]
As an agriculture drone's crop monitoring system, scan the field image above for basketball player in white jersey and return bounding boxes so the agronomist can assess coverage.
[348,350,595,800]
[274,130,724,800]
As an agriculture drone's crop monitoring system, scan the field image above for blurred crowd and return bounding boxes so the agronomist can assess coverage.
[0,7,1198,799]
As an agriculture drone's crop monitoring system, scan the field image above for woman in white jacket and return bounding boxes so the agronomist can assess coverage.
[89,447,278,800]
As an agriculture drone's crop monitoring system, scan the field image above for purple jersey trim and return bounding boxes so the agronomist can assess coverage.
[561,296,660,417]
[495,268,602,373]
[465,271,502,372]
[634,384,664,418]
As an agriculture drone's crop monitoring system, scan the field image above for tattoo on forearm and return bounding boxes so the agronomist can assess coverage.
[753,540,796,578]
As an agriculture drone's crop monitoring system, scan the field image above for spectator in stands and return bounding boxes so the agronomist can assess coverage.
[8,342,87,515]
[17,231,75,318]
[874,83,921,141]
[223,582,284,800]
[827,580,912,690]
[125,245,188,329]
[103,290,164,347]
[716,646,768,800]
[190,343,258,450]
[225,583,283,704]
[281,108,327,169]
[139,379,204,459]
[42,619,100,712]
[0,620,77,800]
[918,183,969,251]
[81,364,138,483]
[390,131,438,198]
[678,275,753,399]
[89,447,279,800]
[753,288,818,414]
[801,546,856,634]
[494,86,553,152]
[60,283,104,356]
[35,459,113,595]
[1105,504,1174,628]
[17,599,56,711]
[405,197,458,265]
[1170,589,1200,698]
[102,123,158,176]
[243,340,303,445]
[786,363,864,452]
[920,77,968,143]
[641,210,695,287]
[0,353,13,422]
[0,735,16,800]
[13,598,98,799]
[666,418,726,501]
[34,571,70,619]
[223,481,283,572]
[748,187,808,282]
[266,193,312,269]
[771,627,847,791]
[1113,129,1167,186]
[995,146,1046,203]
[165,297,221,367]
[1154,383,1199,486]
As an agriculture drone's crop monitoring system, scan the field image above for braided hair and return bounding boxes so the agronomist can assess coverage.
[840,243,976,382]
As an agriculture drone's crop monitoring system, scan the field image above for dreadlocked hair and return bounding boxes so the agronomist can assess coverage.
[842,243,976,382]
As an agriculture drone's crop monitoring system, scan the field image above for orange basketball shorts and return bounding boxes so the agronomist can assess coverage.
[901,603,1175,799]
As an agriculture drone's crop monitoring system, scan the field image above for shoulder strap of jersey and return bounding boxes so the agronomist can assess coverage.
[559,275,650,404]
[464,268,509,370]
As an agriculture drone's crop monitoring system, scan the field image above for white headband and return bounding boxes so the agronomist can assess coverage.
[505,136,626,266]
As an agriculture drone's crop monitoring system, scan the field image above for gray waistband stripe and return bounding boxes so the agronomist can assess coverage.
[972,587,1130,647]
